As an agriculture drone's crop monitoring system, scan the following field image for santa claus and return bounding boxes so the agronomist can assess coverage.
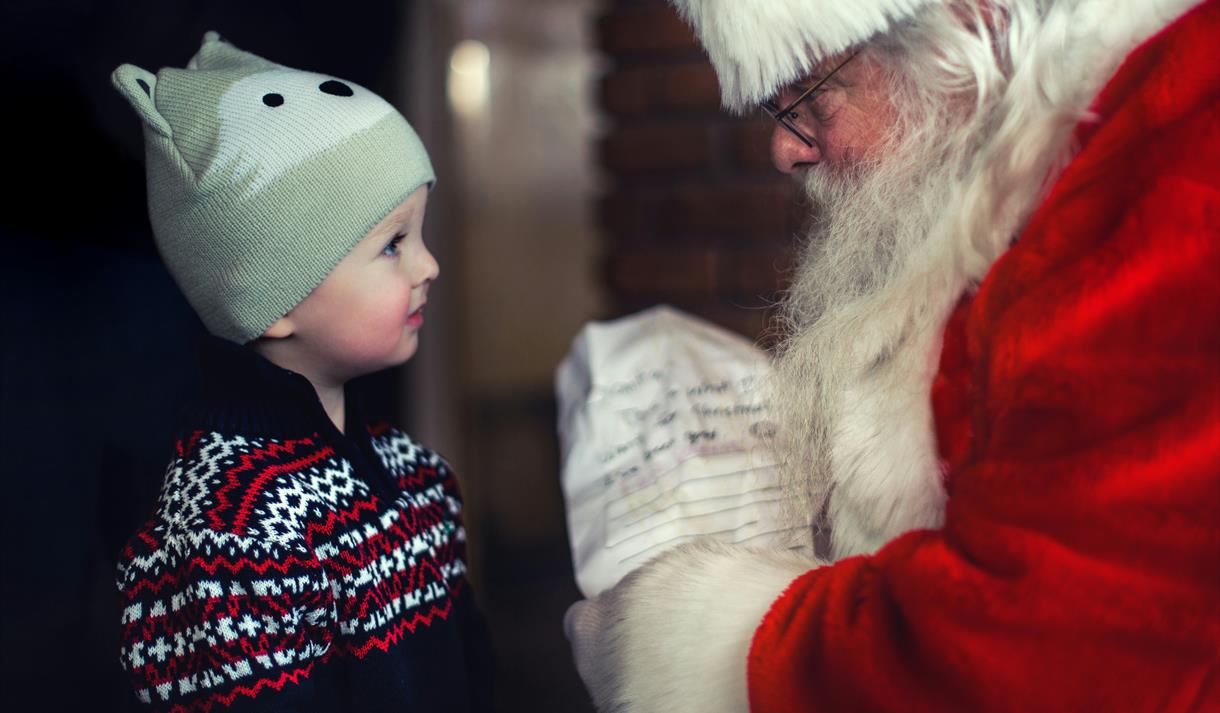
[565,0,1219,711]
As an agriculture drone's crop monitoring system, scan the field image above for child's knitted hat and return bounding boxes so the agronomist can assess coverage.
[112,31,435,344]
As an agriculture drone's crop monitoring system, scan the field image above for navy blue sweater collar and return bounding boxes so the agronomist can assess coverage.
[189,333,368,442]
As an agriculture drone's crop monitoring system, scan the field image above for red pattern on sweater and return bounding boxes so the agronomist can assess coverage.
[118,424,470,711]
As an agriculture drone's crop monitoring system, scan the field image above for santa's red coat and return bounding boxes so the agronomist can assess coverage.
[747,2,1220,711]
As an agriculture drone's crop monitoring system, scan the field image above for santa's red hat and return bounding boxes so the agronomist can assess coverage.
[668,0,939,110]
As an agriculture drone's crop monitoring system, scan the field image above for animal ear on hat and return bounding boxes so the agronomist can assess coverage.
[110,64,171,138]
[186,30,277,72]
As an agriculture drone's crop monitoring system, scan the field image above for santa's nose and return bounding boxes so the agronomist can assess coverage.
[771,124,820,174]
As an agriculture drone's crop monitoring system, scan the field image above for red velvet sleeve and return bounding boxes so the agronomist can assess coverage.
[747,3,1220,711]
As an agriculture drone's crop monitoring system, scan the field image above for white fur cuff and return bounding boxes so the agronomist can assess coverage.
[599,540,817,713]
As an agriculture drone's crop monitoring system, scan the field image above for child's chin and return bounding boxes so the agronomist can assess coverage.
[344,334,419,376]
[390,332,420,364]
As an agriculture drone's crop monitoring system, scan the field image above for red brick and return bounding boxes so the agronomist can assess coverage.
[676,301,778,343]
[607,296,782,344]
[723,245,798,293]
[658,62,720,111]
[605,244,798,300]
[733,117,779,170]
[602,70,647,115]
[601,185,807,244]
[601,123,712,174]
[599,192,651,241]
[602,62,721,116]
[597,4,700,57]
[595,2,811,343]
[657,181,800,237]
[605,247,719,296]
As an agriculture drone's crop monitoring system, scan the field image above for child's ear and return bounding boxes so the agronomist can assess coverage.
[261,316,295,339]
[111,64,172,138]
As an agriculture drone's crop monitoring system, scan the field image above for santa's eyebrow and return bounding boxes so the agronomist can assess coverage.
[777,52,857,112]
[802,49,858,78]
[795,70,846,89]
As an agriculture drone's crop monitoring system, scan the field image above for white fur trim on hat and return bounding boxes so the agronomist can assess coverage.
[668,0,941,110]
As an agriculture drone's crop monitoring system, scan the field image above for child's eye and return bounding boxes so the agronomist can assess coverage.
[381,235,405,258]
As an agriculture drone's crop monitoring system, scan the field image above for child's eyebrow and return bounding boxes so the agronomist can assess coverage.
[363,223,403,250]
[392,203,419,226]
[371,207,416,238]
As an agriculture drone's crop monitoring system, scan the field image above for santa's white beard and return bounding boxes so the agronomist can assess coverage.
[771,65,975,555]
[763,0,1177,558]
[789,137,953,326]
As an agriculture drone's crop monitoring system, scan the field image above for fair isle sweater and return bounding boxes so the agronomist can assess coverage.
[116,335,493,712]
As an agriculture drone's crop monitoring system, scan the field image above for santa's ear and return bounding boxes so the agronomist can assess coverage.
[111,64,171,138]
[260,315,295,340]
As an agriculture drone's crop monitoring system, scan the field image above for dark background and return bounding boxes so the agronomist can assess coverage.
[0,2,420,710]
[0,1,799,710]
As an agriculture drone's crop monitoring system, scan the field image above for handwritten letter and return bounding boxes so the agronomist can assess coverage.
[556,306,808,597]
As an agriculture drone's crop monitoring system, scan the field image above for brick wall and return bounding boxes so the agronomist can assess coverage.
[595,0,804,344]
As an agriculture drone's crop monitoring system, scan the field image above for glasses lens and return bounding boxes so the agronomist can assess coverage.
[761,97,812,147]
[763,53,855,149]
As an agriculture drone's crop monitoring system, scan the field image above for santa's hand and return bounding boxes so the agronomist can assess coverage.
[563,541,814,713]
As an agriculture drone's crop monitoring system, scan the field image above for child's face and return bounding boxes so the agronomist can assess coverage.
[272,186,437,382]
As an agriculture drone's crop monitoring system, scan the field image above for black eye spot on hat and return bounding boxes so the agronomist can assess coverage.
[319,80,354,97]
[262,92,284,107]
[136,78,151,96]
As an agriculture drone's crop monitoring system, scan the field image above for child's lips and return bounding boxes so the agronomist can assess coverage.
[407,303,425,329]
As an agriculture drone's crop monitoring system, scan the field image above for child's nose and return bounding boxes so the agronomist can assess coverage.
[412,244,439,285]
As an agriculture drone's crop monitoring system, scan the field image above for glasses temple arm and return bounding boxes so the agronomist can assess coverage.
[777,52,858,115]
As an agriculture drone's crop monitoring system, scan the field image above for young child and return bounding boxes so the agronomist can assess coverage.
[111,32,493,712]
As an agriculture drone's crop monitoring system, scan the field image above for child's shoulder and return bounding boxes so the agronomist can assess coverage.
[117,427,363,587]
[362,423,470,511]
[171,427,333,471]
[365,422,451,475]
[140,428,369,543]
[166,427,355,507]
[121,423,458,568]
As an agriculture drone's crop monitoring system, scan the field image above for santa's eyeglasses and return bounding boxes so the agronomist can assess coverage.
[760,53,858,148]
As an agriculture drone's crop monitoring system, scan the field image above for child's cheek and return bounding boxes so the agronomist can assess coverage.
[367,283,414,346]
[326,286,405,360]
[382,278,414,327]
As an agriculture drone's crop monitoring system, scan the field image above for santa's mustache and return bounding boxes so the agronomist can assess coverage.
[767,55,978,550]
